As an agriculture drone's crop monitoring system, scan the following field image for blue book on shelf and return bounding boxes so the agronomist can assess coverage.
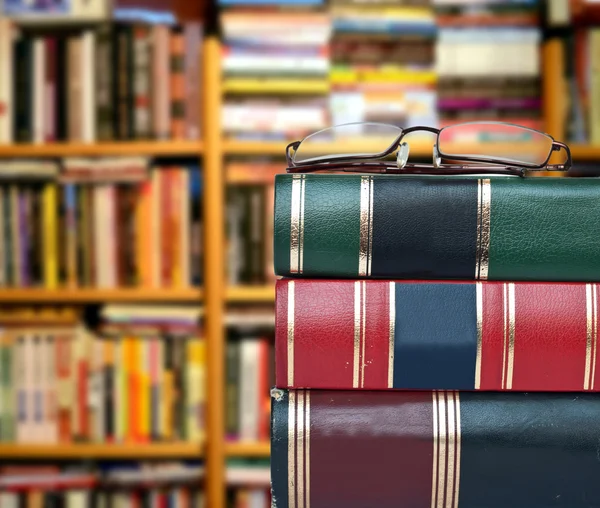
[4,0,69,15]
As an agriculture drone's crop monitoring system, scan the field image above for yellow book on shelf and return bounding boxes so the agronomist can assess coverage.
[330,67,437,85]
[42,183,58,289]
[223,78,330,94]
[163,363,174,440]
[139,339,150,442]
[186,338,206,443]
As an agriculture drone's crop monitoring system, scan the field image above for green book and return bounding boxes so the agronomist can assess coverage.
[274,174,600,281]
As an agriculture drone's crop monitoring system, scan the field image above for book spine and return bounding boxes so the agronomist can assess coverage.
[103,339,114,442]
[186,339,205,443]
[44,37,57,143]
[13,36,33,143]
[275,175,600,281]
[183,23,202,140]
[55,37,68,142]
[272,389,600,508]
[67,36,83,142]
[277,279,600,391]
[133,25,151,139]
[116,26,133,140]
[10,186,21,287]
[225,341,240,439]
[42,184,58,289]
[152,25,171,140]
[45,334,57,443]
[32,38,45,144]
[95,24,114,142]
[0,19,14,144]
[64,184,78,288]
[81,30,96,143]
[170,30,185,139]
[56,332,72,442]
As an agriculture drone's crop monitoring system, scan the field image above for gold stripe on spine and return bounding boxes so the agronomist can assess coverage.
[388,282,395,389]
[506,283,516,390]
[367,177,374,277]
[592,285,598,390]
[353,281,361,388]
[585,284,593,390]
[359,176,370,277]
[290,176,303,274]
[501,283,508,389]
[288,391,296,508]
[296,391,305,508]
[431,391,439,508]
[479,179,491,281]
[360,281,367,388]
[288,281,295,387]
[299,176,306,273]
[454,392,462,508]
[475,180,482,279]
[305,390,311,508]
[436,392,447,508]
[445,392,456,508]
[475,282,483,390]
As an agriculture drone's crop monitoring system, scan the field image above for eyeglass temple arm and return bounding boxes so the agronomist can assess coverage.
[286,141,300,167]
[547,141,572,171]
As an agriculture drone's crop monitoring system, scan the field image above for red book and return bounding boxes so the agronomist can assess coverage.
[272,389,600,508]
[276,279,600,391]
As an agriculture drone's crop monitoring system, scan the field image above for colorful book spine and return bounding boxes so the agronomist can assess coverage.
[274,175,600,281]
[276,279,600,391]
[272,389,600,508]
[95,24,114,141]
[169,30,186,139]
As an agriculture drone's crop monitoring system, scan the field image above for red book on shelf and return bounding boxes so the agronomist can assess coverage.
[276,279,600,392]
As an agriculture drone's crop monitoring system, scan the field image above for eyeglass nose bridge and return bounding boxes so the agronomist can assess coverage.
[396,142,410,169]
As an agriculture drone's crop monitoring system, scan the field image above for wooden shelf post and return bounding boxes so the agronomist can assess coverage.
[203,36,226,508]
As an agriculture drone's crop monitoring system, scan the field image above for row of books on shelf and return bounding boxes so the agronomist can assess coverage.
[0,304,274,444]
[0,162,204,289]
[219,0,543,139]
[0,158,278,288]
[0,462,270,507]
[0,20,203,144]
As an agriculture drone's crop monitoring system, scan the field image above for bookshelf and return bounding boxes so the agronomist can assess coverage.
[0,140,204,157]
[0,24,595,508]
[0,443,204,459]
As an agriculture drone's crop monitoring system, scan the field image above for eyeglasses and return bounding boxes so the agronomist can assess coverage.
[285,121,572,177]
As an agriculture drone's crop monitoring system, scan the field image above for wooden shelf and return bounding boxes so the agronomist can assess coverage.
[0,288,203,303]
[225,442,270,458]
[226,286,275,303]
[0,141,203,158]
[0,443,203,459]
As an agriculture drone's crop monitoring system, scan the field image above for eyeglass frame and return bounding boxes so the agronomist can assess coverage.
[285,124,573,177]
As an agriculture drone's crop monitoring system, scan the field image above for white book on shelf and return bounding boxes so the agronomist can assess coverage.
[0,493,19,508]
[81,30,96,143]
[44,332,58,443]
[239,339,260,442]
[0,18,14,144]
[33,37,45,144]
[65,490,89,508]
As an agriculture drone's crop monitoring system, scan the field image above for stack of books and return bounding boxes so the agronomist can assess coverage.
[330,0,438,127]
[271,172,600,506]
[219,0,331,140]
[435,0,542,130]
[0,18,203,144]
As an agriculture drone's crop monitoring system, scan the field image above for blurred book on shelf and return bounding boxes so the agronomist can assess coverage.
[0,19,203,144]
[1,0,110,21]
[225,310,274,444]
[220,4,331,140]
[434,0,542,130]
[0,461,205,506]
[0,304,205,444]
[330,1,438,128]
[0,162,203,289]
[226,161,277,286]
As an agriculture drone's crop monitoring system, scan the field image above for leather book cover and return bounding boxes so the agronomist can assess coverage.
[276,279,600,391]
[274,174,600,281]
[272,389,600,508]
